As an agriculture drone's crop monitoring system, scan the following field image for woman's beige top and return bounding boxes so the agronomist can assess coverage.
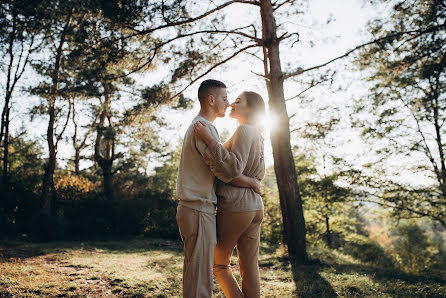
[202,124,265,212]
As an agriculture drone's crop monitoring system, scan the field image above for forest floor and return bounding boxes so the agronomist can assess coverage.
[0,237,445,297]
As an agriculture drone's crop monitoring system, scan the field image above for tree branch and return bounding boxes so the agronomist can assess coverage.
[398,92,441,182]
[126,0,260,37]
[171,44,259,99]
[106,27,262,81]
[283,25,446,79]
[273,0,292,11]
[286,79,327,101]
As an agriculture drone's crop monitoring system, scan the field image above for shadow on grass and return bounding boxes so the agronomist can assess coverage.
[260,244,446,297]
[0,245,44,260]
[331,262,446,285]
[0,237,183,258]
[328,261,446,297]
[260,252,338,297]
[291,260,338,297]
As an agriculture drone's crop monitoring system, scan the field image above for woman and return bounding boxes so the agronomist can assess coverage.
[194,91,265,298]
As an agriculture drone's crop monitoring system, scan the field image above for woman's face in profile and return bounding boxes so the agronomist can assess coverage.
[229,93,249,123]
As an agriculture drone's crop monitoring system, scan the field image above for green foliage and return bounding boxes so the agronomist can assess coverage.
[0,135,44,236]
[141,191,178,239]
[260,151,363,250]
[391,221,441,273]
[260,167,283,245]
[0,132,181,240]
[352,0,446,225]
[293,152,360,248]
[142,145,181,238]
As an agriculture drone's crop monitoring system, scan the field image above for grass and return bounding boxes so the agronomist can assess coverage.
[0,237,445,297]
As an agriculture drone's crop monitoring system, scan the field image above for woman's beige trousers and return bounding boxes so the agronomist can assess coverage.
[213,209,263,298]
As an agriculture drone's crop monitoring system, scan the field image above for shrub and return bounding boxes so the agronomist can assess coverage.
[391,222,440,273]
[141,191,178,239]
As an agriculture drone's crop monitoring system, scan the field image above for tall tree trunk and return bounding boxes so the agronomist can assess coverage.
[41,105,57,216]
[41,9,73,217]
[1,10,16,191]
[94,96,116,232]
[2,94,11,189]
[94,86,115,201]
[102,161,114,200]
[72,99,81,175]
[74,149,80,175]
[260,0,308,264]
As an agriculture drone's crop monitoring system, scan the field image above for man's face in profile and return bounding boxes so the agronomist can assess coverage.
[212,87,229,118]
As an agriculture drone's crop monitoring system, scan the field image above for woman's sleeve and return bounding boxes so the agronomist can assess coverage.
[200,126,253,183]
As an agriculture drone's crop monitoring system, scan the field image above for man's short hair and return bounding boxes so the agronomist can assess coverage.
[198,79,226,102]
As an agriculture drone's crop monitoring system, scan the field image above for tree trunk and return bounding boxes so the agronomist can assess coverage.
[41,9,73,217]
[74,149,80,175]
[95,102,116,232]
[101,161,114,200]
[325,213,332,248]
[41,105,57,217]
[260,0,308,264]
[2,94,10,189]
[2,11,16,191]
[72,102,81,176]
[94,87,115,201]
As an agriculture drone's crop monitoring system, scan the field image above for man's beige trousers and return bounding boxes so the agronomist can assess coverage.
[176,204,217,298]
[213,209,263,298]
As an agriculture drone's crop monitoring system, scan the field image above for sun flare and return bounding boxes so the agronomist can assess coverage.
[264,112,278,136]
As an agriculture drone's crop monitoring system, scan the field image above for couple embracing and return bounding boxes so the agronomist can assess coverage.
[176,79,266,298]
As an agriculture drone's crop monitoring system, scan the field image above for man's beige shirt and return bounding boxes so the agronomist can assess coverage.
[176,116,230,214]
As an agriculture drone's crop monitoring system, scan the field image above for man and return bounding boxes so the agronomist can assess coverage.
[176,79,260,297]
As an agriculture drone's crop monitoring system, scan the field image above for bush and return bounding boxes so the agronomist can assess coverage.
[391,222,440,273]
[141,191,178,239]
[0,174,42,237]
[54,174,179,239]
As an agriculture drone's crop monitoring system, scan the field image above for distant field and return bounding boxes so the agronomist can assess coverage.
[0,238,445,297]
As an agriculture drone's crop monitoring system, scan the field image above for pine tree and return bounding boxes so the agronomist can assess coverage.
[353,0,446,226]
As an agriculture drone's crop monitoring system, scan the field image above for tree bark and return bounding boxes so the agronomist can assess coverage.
[102,161,114,200]
[74,149,80,175]
[260,0,308,264]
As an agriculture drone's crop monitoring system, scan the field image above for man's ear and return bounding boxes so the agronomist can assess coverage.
[207,95,215,106]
